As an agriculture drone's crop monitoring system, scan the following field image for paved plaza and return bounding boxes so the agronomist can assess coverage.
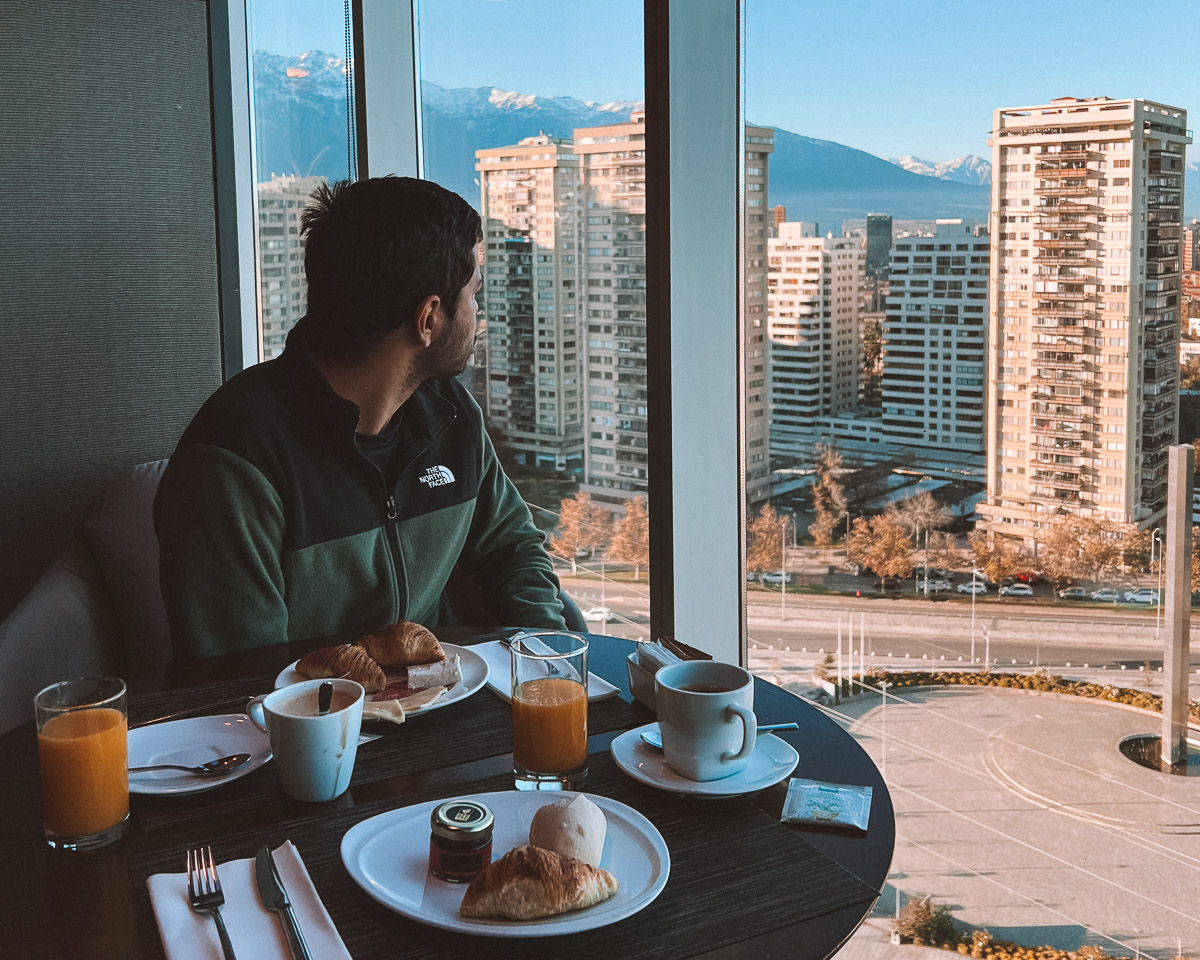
[767,680,1200,959]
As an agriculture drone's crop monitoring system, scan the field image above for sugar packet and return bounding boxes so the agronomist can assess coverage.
[782,777,872,831]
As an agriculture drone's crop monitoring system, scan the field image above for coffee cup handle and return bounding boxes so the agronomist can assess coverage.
[246,695,269,733]
[721,704,757,764]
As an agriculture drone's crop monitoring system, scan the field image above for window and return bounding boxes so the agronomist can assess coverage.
[248,0,357,360]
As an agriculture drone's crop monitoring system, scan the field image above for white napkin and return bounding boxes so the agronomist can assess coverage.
[148,840,352,960]
[476,639,620,702]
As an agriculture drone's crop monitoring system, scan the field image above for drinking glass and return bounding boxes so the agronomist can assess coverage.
[35,677,129,852]
[510,632,589,790]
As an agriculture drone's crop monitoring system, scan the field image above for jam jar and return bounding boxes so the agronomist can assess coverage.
[429,799,494,882]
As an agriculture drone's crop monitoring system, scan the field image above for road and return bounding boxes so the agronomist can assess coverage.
[561,575,1196,671]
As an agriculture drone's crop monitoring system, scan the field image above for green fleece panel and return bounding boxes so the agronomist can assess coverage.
[156,444,288,660]
[279,501,476,640]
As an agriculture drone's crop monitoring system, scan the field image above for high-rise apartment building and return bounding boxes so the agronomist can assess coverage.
[881,220,988,451]
[745,125,774,503]
[257,174,326,359]
[475,136,584,474]
[767,225,865,458]
[574,113,647,497]
[978,97,1190,543]
[478,116,771,503]
[864,214,893,279]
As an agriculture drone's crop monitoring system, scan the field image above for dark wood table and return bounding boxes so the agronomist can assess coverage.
[0,631,893,959]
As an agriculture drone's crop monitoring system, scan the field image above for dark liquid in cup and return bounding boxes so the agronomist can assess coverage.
[275,690,358,716]
[677,683,736,694]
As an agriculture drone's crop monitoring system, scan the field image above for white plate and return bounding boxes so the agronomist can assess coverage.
[473,639,620,703]
[610,722,799,797]
[274,643,489,716]
[340,790,670,937]
[127,714,272,795]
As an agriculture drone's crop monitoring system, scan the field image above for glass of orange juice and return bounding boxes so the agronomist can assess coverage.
[35,677,129,852]
[511,632,588,790]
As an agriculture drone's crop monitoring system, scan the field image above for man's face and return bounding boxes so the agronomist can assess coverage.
[417,267,482,382]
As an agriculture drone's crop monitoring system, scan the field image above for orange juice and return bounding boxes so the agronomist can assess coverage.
[38,707,128,837]
[512,677,587,772]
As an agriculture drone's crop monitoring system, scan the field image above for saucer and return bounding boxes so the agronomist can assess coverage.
[128,714,272,795]
[610,722,799,797]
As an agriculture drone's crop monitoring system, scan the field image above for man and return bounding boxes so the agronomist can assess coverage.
[156,176,566,661]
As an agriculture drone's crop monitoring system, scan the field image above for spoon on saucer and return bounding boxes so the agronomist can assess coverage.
[129,753,253,777]
[640,723,799,751]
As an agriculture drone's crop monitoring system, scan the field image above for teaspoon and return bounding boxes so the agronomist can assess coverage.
[640,723,799,751]
[129,753,253,777]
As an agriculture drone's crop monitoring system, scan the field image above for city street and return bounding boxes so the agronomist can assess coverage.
[561,573,1198,673]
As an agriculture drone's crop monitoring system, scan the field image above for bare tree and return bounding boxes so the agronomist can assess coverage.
[608,496,649,581]
[808,444,846,552]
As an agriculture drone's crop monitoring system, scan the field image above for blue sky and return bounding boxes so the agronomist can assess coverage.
[254,0,1199,162]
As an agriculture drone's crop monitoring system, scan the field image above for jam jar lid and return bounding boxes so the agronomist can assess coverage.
[431,800,494,841]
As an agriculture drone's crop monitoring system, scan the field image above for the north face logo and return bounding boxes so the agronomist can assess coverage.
[419,465,456,487]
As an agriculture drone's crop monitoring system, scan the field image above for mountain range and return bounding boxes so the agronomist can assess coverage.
[252,52,1198,224]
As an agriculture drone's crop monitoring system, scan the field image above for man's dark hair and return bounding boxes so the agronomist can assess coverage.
[299,176,482,363]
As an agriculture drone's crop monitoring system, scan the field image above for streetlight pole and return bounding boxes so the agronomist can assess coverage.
[1152,528,1164,639]
[970,567,984,666]
[781,518,787,622]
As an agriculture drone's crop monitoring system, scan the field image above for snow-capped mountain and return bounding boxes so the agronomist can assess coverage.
[250,50,992,222]
[888,155,992,186]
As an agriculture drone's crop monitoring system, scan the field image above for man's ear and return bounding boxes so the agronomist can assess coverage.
[412,293,442,348]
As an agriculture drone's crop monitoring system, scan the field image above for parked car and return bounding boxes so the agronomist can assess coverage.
[956,581,987,595]
[873,577,901,591]
[1058,586,1089,600]
[1016,571,1045,585]
[1123,588,1160,605]
[759,571,793,584]
[1090,588,1120,602]
[582,605,614,623]
[928,568,954,580]
[999,582,1034,597]
[917,578,951,592]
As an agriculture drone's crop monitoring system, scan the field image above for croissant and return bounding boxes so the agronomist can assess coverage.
[459,845,618,920]
[296,644,386,693]
[354,620,444,669]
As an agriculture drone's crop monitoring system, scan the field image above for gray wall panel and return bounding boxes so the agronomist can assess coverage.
[0,0,223,620]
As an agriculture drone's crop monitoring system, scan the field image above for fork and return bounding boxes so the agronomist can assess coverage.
[187,846,238,960]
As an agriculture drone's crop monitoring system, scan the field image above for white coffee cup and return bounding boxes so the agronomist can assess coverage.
[247,679,364,802]
[654,661,757,781]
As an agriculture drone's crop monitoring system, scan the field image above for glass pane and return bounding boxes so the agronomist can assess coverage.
[418,1,647,637]
[747,0,1198,955]
[247,0,357,360]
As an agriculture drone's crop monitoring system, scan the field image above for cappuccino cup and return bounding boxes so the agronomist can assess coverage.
[654,661,757,781]
[247,679,364,802]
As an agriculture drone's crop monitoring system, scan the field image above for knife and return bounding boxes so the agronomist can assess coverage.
[255,846,312,960]
[131,695,257,729]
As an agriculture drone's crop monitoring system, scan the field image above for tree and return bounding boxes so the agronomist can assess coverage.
[967,530,1024,584]
[926,531,960,572]
[549,491,611,574]
[747,503,785,575]
[1192,527,1200,594]
[808,444,846,552]
[1182,356,1200,391]
[1038,516,1125,586]
[608,496,649,581]
[846,514,914,579]
[888,491,951,544]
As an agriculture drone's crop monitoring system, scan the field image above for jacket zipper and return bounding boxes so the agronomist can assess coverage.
[383,492,403,621]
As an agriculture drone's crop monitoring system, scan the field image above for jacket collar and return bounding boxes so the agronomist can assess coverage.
[281,320,458,448]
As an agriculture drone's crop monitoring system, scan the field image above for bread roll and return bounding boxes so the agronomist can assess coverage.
[354,621,444,668]
[528,794,607,868]
[296,644,386,693]
[459,845,618,920]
